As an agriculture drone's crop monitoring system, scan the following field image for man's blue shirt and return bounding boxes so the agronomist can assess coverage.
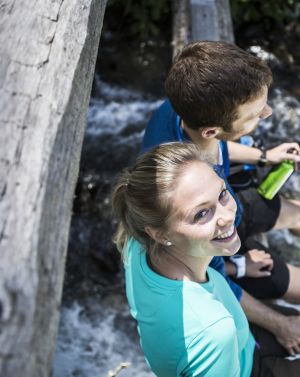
[141,99,243,301]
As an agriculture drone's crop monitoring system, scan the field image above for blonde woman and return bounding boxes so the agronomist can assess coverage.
[112,142,300,377]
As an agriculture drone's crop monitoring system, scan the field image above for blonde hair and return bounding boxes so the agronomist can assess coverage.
[111,142,214,258]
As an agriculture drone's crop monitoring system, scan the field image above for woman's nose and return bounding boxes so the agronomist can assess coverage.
[217,216,232,228]
[216,205,236,227]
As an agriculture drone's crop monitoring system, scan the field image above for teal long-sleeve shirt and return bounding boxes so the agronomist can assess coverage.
[124,238,255,377]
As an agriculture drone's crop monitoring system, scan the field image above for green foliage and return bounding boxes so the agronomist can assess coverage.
[105,0,300,39]
[230,0,300,29]
[106,0,171,39]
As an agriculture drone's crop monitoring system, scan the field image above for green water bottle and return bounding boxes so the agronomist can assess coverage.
[258,160,294,200]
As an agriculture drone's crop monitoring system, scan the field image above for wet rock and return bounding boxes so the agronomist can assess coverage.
[268,229,300,266]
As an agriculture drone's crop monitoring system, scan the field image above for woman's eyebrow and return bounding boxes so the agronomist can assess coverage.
[186,182,225,216]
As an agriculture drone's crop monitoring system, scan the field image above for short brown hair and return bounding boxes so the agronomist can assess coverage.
[165,41,273,131]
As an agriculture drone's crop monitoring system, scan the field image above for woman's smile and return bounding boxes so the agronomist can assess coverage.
[212,225,236,242]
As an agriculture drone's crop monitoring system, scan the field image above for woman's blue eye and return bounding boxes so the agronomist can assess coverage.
[193,189,228,222]
[194,209,209,222]
[219,188,228,201]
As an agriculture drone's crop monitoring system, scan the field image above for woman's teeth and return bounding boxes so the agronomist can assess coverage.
[214,226,235,240]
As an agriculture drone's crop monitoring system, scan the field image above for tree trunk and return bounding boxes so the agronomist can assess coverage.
[189,0,234,43]
[0,0,107,376]
[172,0,190,58]
[172,0,234,59]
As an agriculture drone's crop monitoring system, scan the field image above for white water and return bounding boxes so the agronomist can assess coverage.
[87,77,163,138]
[53,296,154,377]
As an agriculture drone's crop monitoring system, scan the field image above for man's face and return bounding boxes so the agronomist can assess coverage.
[219,86,272,141]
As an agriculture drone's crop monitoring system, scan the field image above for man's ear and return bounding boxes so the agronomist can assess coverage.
[201,127,222,139]
[145,226,166,245]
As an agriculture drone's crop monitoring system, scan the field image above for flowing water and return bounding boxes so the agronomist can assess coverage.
[53,48,300,377]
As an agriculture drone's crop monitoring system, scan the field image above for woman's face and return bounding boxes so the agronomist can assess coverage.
[166,161,241,258]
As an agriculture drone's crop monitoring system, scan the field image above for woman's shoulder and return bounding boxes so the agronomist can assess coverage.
[122,237,143,263]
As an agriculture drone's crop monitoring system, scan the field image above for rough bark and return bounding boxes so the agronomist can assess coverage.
[172,0,234,59]
[189,0,234,43]
[0,0,107,376]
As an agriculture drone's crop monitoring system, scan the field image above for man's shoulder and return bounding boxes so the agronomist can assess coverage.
[147,99,177,131]
[141,99,179,153]
[152,99,175,118]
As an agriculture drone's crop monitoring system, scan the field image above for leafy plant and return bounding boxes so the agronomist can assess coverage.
[105,0,171,39]
[230,0,300,29]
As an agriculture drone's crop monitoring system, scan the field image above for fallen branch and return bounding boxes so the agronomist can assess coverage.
[107,362,131,377]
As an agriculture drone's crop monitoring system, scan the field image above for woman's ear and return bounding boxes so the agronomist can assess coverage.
[145,226,167,245]
[201,127,221,139]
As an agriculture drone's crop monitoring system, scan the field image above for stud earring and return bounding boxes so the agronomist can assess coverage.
[165,241,172,246]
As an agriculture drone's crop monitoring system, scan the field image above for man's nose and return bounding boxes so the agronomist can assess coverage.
[260,104,272,120]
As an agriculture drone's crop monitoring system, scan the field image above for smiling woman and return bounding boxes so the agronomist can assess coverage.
[112,142,254,376]
[111,142,300,376]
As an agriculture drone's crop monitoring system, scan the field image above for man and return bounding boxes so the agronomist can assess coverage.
[141,41,300,356]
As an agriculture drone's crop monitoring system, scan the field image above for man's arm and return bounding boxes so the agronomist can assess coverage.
[240,289,300,355]
[227,141,300,165]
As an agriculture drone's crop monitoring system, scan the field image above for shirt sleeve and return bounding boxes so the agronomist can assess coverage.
[141,100,176,154]
[177,317,240,377]
[219,141,230,177]
[209,257,242,301]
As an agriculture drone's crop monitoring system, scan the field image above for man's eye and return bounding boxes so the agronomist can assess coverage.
[219,188,228,201]
[194,209,209,222]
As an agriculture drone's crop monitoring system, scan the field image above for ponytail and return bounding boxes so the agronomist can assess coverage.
[111,171,131,255]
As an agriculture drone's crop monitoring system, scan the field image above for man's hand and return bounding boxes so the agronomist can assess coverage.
[240,290,300,356]
[274,315,300,356]
[228,141,300,166]
[266,143,300,165]
[245,249,273,278]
